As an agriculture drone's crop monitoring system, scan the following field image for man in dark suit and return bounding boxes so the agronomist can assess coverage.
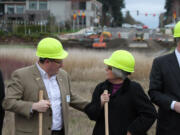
[0,70,5,135]
[148,21,180,135]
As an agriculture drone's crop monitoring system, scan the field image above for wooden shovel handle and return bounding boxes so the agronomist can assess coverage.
[104,90,109,135]
[39,90,43,135]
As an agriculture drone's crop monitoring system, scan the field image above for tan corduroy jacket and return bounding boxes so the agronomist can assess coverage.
[3,65,89,135]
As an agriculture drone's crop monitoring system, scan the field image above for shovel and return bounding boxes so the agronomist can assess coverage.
[39,90,43,135]
[104,90,109,135]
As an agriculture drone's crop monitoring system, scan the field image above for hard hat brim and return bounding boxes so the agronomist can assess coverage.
[57,50,68,59]
[104,59,112,66]
[104,59,134,73]
[36,50,68,59]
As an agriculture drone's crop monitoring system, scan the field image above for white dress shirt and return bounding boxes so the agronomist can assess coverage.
[175,49,180,67]
[36,63,63,130]
[170,49,180,110]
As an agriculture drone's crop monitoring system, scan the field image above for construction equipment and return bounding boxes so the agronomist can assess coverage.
[101,31,112,39]
[129,28,148,48]
[92,35,107,48]
[134,30,144,42]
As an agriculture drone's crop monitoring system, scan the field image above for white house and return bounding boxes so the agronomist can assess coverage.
[0,0,102,27]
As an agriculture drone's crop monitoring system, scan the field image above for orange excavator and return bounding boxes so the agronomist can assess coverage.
[92,34,107,48]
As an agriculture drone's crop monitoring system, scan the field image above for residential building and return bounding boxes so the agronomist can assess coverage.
[0,0,102,27]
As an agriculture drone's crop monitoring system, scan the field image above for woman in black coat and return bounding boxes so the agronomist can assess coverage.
[0,70,4,135]
[85,50,157,135]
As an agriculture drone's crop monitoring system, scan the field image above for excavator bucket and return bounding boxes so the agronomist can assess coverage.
[92,35,107,48]
[92,42,106,48]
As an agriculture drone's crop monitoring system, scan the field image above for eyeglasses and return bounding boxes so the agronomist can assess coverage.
[53,60,63,65]
[49,59,63,65]
[107,66,112,70]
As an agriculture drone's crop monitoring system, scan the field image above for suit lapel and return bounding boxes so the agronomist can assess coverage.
[32,65,49,100]
[56,73,66,103]
[56,71,68,129]
[168,52,180,85]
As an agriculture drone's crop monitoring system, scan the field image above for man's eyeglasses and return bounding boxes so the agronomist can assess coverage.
[107,66,112,70]
[49,59,63,65]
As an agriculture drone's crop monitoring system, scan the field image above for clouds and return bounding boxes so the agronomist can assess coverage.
[123,0,166,28]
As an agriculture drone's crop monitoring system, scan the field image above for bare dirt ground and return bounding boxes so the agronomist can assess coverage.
[0,36,175,57]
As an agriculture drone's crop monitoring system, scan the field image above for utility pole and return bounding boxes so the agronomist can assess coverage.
[93,0,96,27]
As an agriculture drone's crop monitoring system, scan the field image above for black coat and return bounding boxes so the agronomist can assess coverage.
[85,78,157,135]
[149,52,180,135]
[0,70,4,135]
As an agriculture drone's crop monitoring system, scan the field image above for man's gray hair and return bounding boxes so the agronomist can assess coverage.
[112,67,129,80]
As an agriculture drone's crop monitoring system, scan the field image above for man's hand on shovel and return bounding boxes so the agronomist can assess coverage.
[32,100,51,112]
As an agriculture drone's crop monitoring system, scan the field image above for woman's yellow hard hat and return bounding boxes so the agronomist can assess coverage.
[104,50,135,72]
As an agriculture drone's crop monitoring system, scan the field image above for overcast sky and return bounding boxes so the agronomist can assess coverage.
[122,0,166,28]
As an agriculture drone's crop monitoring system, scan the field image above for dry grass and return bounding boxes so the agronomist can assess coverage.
[0,46,156,135]
[64,49,109,81]
[0,46,37,80]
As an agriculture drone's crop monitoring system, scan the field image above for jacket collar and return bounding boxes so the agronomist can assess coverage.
[32,64,49,100]
[105,78,131,96]
[31,64,66,101]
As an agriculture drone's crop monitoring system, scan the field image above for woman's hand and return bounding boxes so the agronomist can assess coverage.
[100,92,110,107]
[127,131,132,135]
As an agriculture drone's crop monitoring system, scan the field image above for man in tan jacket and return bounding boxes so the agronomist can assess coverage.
[3,37,88,135]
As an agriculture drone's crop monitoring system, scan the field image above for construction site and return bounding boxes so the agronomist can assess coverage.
[0,0,176,54]
[58,26,175,55]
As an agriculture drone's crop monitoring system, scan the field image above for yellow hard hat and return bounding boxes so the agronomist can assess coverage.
[36,37,68,59]
[104,50,135,72]
[174,21,180,38]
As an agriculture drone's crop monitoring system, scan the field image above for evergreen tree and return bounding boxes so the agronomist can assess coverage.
[111,0,124,26]
[123,11,143,25]
[98,0,124,26]
[164,0,173,16]
[164,0,174,24]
